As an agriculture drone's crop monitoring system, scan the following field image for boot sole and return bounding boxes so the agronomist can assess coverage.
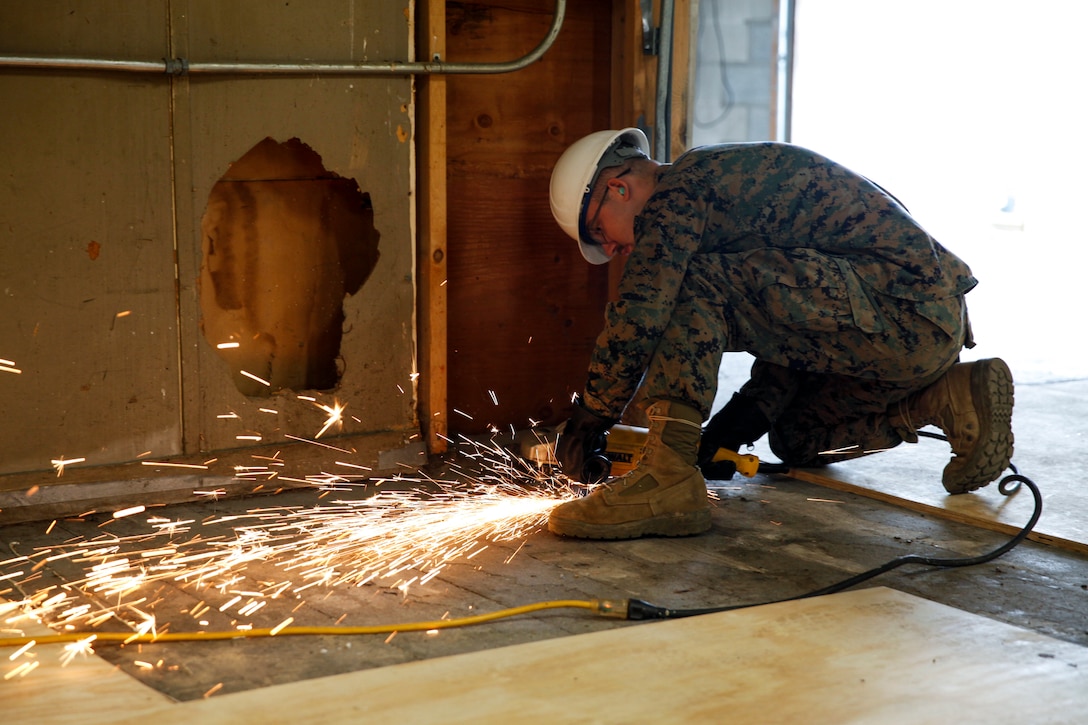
[943,358,1014,494]
[547,508,712,540]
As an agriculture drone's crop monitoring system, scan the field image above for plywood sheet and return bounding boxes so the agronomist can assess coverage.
[3,602,175,723]
[75,587,1086,724]
[445,0,615,432]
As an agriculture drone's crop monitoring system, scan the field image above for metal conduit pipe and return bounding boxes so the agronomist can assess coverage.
[653,0,675,162]
[0,0,564,76]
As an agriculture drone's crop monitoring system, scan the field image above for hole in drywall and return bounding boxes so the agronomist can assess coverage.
[199,137,380,397]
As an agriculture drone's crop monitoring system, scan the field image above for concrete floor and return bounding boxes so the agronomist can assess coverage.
[2,375,1086,703]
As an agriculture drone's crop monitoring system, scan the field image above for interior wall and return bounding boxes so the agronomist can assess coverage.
[790,0,1088,384]
[0,1,418,476]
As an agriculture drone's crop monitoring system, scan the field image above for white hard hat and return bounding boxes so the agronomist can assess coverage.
[549,128,650,265]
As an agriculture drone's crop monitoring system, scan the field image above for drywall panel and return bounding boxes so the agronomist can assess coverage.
[171,1,418,452]
[0,70,180,474]
[0,1,419,480]
[0,1,167,58]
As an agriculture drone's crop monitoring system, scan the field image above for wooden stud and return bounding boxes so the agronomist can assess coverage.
[416,0,449,454]
[669,0,695,159]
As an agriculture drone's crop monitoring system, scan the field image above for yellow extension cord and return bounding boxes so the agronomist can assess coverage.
[0,598,627,648]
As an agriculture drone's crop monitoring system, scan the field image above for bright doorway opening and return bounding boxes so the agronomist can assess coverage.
[790,0,1088,383]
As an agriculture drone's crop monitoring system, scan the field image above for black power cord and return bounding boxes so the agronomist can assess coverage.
[626,449,1041,621]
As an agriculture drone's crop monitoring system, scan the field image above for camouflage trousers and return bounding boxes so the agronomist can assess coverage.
[637,248,968,464]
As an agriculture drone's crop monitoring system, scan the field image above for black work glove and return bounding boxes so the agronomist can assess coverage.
[555,396,617,484]
[697,393,771,480]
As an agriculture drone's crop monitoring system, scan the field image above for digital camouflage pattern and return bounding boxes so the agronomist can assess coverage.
[581,142,979,463]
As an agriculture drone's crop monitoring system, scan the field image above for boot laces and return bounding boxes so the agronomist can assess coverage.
[646,414,701,429]
[643,413,699,456]
[601,414,699,493]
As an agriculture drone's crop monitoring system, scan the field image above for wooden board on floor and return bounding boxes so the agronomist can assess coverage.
[713,355,1088,556]
[790,458,1086,555]
[784,413,1088,557]
[719,375,1088,555]
[73,587,1085,724]
[3,602,175,723]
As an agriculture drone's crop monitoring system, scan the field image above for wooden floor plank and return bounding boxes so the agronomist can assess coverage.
[3,601,175,723]
[783,431,1086,556]
[722,377,1088,556]
[710,353,1088,557]
[103,587,1088,724]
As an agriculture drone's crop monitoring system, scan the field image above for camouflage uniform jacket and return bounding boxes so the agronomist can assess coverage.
[584,142,978,420]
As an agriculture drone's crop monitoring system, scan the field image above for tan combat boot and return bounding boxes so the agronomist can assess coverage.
[548,400,710,539]
[892,358,1014,493]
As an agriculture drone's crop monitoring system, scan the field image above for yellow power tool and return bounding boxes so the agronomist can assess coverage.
[519,424,762,481]
[602,425,760,478]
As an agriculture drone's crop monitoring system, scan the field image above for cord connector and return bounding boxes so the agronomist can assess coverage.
[625,598,673,620]
[591,598,629,618]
